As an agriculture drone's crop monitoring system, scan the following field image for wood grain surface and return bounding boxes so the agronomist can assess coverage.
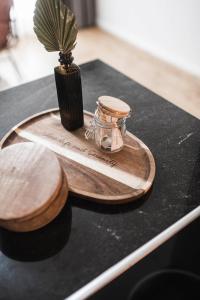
[0,109,156,204]
[0,142,68,231]
[0,171,68,232]
[98,96,131,117]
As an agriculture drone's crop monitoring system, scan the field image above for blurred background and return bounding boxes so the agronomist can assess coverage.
[0,0,199,117]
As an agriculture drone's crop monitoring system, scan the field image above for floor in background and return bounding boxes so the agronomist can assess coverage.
[0,27,199,118]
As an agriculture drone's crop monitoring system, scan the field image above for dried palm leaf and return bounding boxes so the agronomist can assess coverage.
[33,0,78,54]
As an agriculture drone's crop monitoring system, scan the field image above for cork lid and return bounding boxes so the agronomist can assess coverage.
[0,142,68,232]
[98,96,131,117]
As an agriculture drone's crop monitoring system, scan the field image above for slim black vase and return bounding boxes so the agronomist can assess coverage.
[54,52,84,131]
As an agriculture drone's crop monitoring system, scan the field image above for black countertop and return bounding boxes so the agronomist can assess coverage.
[0,60,199,300]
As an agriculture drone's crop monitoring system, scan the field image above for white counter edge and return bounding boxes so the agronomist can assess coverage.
[66,206,200,300]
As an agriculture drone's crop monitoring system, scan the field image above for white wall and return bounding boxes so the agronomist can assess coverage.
[96,0,200,77]
[13,0,36,36]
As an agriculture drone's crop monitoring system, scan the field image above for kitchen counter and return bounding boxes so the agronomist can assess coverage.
[0,60,199,300]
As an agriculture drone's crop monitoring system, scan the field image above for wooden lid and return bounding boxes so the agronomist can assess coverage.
[98,96,131,117]
[0,142,67,228]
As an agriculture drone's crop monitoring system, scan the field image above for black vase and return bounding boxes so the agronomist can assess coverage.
[54,53,84,131]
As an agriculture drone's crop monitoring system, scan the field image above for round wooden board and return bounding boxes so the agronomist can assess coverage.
[0,142,62,220]
[0,109,156,204]
[0,142,69,231]
[0,171,68,232]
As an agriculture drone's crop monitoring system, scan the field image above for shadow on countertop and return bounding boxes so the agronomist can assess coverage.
[70,185,154,215]
[0,203,72,262]
[0,184,153,262]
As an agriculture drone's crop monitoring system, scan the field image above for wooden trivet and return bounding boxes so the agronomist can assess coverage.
[0,109,155,204]
[0,142,68,232]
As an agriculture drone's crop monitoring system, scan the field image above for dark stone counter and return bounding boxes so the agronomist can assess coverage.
[0,60,199,300]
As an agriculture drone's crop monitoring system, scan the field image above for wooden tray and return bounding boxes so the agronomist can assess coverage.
[0,109,156,204]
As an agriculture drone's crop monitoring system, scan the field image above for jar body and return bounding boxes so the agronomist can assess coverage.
[54,64,84,131]
[85,97,131,153]
[92,116,127,153]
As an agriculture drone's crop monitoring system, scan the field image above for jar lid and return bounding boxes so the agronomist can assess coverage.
[0,142,68,232]
[98,96,131,118]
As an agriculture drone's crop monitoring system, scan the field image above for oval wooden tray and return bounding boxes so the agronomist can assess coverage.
[0,109,155,204]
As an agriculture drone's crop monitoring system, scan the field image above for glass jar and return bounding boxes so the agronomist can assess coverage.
[86,96,131,153]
